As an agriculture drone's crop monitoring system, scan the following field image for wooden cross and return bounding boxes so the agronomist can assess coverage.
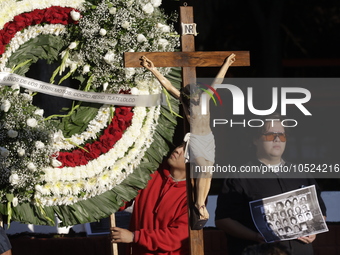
[123,5,250,255]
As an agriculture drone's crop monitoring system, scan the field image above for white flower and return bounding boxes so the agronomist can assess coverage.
[9,173,19,185]
[53,130,64,143]
[68,42,78,50]
[142,3,154,14]
[22,93,32,101]
[82,64,90,74]
[156,23,170,33]
[104,51,115,64]
[51,159,62,168]
[11,84,20,95]
[137,34,147,43]
[7,130,18,138]
[34,109,44,116]
[103,82,109,91]
[27,162,37,172]
[126,1,133,7]
[60,50,67,59]
[17,148,25,157]
[158,38,169,48]
[151,0,162,7]
[12,197,18,207]
[125,68,135,78]
[35,141,45,149]
[99,28,107,36]
[130,87,139,95]
[109,7,117,14]
[27,118,38,127]
[35,185,43,194]
[70,10,81,21]
[1,100,11,112]
[70,62,78,71]
[0,147,9,157]
[121,21,130,29]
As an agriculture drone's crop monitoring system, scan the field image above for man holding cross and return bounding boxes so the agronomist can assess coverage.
[110,53,236,255]
[122,6,249,254]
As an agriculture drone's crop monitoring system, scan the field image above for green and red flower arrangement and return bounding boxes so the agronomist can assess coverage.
[0,0,181,226]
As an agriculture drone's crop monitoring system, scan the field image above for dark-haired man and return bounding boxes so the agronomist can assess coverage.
[111,144,189,255]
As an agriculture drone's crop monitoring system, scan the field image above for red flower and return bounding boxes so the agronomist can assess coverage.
[57,106,134,167]
[44,6,71,25]
[31,9,46,24]
[0,43,5,55]
[72,150,88,165]
[2,23,17,44]
[58,153,76,167]
[13,13,33,30]
[84,142,107,161]
[0,6,79,55]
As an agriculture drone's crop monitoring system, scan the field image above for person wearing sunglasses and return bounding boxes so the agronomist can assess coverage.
[215,113,326,255]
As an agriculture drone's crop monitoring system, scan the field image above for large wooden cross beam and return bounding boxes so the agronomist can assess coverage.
[123,5,250,255]
[124,51,250,68]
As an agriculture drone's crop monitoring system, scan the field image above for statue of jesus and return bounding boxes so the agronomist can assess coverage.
[140,53,236,227]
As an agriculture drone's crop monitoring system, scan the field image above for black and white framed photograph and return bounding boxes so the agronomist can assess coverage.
[249,185,328,242]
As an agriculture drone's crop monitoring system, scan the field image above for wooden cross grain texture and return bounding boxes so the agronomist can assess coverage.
[123,5,250,255]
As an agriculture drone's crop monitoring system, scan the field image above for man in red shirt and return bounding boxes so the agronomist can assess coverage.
[111,144,189,255]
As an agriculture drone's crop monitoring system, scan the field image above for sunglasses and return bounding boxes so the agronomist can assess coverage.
[262,132,286,142]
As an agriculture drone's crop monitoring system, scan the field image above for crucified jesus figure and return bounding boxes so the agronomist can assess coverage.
[140,53,236,227]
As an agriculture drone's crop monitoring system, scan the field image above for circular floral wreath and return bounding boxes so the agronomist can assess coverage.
[0,0,181,226]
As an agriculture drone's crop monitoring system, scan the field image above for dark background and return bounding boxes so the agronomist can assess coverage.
[162,0,340,192]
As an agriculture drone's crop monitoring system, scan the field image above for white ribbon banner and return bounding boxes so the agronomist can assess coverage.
[0,72,162,107]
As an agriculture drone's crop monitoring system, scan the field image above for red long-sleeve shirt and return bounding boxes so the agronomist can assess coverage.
[128,166,189,255]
